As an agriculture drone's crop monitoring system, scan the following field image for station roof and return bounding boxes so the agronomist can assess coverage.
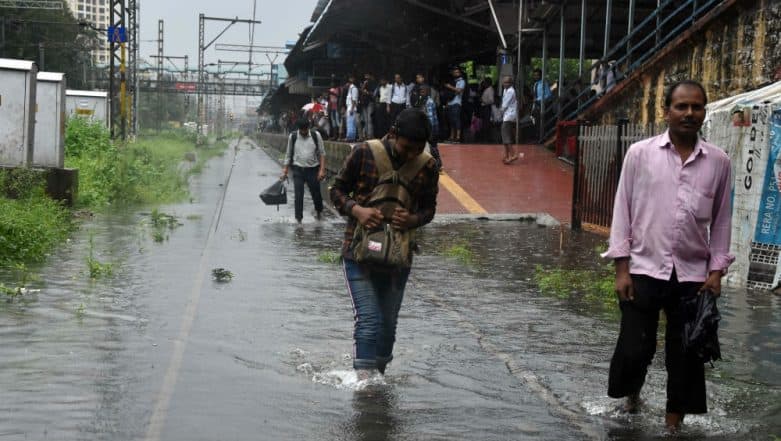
[280,0,675,98]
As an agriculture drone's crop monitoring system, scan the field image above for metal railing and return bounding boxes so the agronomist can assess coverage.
[571,120,666,231]
[540,0,722,141]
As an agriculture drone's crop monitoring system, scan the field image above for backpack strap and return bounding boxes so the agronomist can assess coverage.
[289,131,297,166]
[396,149,433,185]
[312,130,322,159]
[367,139,393,176]
[366,139,432,219]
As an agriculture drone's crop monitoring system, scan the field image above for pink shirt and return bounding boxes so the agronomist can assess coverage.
[602,130,735,282]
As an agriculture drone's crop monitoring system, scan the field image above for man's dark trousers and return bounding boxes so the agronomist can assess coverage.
[291,165,323,221]
[608,271,707,414]
[375,104,389,138]
[389,103,405,128]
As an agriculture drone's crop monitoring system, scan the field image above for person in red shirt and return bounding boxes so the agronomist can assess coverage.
[328,81,341,139]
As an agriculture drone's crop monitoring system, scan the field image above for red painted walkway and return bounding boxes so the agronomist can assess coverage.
[437,143,573,224]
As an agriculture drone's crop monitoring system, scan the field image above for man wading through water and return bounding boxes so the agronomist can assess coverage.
[281,119,326,223]
[602,80,734,432]
[330,108,439,380]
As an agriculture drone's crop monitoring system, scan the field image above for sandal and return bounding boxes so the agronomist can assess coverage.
[503,154,519,165]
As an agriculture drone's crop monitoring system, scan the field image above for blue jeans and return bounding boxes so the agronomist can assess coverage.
[346,111,357,141]
[342,258,410,371]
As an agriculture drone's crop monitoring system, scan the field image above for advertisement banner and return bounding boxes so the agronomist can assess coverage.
[754,110,781,245]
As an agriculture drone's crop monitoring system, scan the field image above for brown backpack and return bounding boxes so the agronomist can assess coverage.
[351,140,432,268]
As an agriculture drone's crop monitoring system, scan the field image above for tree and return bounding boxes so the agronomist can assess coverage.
[0,7,100,90]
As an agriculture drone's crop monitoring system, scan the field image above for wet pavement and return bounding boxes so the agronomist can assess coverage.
[438,143,573,222]
[0,137,778,440]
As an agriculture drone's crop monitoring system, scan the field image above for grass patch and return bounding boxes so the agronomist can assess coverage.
[443,243,475,266]
[534,264,617,313]
[64,120,228,209]
[86,236,113,279]
[317,251,341,264]
[0,170,71,265]
[147,209,182,244]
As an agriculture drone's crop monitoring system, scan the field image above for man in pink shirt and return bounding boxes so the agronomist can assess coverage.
[602,80,734,432]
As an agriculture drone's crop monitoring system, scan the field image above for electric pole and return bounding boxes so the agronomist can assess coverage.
[196,14,261,144]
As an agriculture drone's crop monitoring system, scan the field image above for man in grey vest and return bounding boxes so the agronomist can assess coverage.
[281,119,326,223]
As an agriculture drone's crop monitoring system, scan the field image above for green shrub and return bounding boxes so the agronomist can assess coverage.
[0,195,70,264]
[64,120,225,208]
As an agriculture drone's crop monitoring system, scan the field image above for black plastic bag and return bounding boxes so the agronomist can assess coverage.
[259,179,287,210]
[682,290,721,364]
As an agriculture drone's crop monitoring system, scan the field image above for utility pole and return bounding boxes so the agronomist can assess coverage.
[196,14,261,144]
[128,0,139,137]
[109,0,127,140]
[157,19,164,131]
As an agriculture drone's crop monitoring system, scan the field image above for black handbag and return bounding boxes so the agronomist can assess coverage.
[259,179,287,210]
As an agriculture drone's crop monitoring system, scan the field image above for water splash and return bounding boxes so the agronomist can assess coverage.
[312,369,387,391]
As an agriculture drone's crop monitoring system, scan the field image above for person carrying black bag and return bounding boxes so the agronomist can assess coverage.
[281,119,326,223]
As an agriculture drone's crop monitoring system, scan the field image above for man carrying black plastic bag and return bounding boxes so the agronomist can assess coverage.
[602,80,734,433]
[281,119,326,223]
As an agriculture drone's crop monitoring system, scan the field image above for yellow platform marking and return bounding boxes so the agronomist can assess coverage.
[439,172,487,214]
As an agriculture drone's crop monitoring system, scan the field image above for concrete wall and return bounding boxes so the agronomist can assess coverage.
[256,132,352,175]
[589,0,781,125]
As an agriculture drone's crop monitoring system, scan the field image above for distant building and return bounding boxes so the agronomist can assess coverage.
[65,0,110,65]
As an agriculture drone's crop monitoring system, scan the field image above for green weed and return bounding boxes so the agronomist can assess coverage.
[148,209,180,243]
[152,231,167,243]
[0,188,71,265]
[64,119,228,209]
[75,302,86,319]
[317,251,341,264]
[534,264,617,314]
[444,243,475,266]
[86,235,114,279]
[212,268,233,282]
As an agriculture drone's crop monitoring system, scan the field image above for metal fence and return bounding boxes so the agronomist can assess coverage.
[571,120,666,232]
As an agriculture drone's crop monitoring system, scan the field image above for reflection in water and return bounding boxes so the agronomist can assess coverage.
[349,388,398,441]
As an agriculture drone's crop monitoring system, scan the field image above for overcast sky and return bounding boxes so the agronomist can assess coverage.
[139,0,319,73]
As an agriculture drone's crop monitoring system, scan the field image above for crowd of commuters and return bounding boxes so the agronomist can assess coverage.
[270,67,537,144]
[262,62,627,155]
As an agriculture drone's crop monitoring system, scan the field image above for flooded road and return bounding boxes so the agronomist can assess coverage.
[1,138,778,440]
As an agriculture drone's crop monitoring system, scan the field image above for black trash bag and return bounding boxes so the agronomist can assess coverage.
[682,290,721,364]
[259,179,287,210]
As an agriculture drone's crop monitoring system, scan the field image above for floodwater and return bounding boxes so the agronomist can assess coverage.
[0,138,778,440]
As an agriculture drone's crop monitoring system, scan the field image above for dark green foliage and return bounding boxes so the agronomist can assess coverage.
[0,7,100,90]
